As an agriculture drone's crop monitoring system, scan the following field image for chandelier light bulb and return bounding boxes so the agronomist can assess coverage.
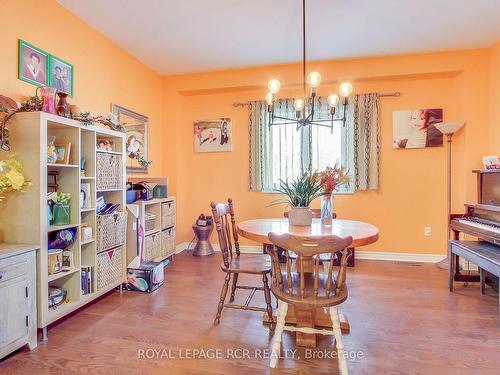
[327,94,340,108]
[306,72,322,87]
[339,82,353,97]
[294,98,305,111]
[265,92,274,105]
[268,79,281,94]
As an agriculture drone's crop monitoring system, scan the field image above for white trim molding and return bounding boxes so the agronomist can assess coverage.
[175,242,446,263]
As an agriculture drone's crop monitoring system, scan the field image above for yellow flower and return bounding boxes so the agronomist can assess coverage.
[6,170,25,190]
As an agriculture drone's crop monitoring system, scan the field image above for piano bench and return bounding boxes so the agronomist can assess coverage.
[449,240,500,326]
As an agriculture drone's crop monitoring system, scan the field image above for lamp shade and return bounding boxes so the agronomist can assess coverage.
[434,121,465,135]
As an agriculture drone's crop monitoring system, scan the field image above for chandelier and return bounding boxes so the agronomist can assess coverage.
[265,0,353,131]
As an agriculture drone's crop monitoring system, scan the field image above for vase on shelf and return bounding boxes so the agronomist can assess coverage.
[56,92,70,118]
[320,194,333,225]
[39,86,57,114]
[53,203,70,226]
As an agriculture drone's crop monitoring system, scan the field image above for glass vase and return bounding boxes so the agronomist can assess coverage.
[320,194,333,225]
[53,203,70,226]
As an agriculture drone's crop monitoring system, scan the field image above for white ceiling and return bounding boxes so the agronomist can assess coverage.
[58,0,500,75]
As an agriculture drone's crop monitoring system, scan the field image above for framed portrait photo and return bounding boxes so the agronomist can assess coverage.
[18,40,48,87]
[393,108,443,149]
[48,55,74,97]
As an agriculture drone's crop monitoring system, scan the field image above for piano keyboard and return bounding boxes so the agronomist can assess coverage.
[456,218,500,235]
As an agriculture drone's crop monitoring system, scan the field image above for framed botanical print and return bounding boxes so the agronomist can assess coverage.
[111,104,149,173]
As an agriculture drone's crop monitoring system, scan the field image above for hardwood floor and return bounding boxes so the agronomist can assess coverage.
[1,252,499,375]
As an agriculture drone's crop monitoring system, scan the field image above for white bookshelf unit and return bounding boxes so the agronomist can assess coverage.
[126,197,176,264]
[0,112,127,339]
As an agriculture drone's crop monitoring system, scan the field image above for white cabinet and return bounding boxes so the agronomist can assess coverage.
[0,244,38,359]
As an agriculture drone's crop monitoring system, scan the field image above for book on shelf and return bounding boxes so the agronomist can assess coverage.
[81,265,95,295]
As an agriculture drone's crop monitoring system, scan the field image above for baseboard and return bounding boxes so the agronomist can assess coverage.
[175,242,446,263]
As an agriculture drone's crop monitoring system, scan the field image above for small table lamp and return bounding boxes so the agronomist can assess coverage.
[434,121,465,269]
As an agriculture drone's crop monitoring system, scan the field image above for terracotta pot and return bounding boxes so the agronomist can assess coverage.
[288,206,312,226]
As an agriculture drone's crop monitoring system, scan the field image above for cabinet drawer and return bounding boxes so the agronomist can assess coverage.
[0,260,27,284]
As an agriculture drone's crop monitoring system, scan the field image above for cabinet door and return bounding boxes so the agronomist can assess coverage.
[0,287,8,346]
[5,279,29,344]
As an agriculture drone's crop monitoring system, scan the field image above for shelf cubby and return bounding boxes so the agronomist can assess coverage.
[0,111,126,334]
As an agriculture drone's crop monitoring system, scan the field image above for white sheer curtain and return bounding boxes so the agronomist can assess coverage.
[249,94,379,192]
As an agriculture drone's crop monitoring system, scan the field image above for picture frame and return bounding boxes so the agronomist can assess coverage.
[55,142,71,164]
[48,55,74,97]
[194,118,232,153]
[112,104,149,173]
[80,183,92,209]
[393,109,443,149]
[18,40,49,87]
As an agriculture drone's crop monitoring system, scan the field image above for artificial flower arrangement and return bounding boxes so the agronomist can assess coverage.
[0,155,31,202]
[312,162,351,195]
[312,163,351,225]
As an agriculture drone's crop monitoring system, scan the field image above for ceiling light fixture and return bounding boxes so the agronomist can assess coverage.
[265,0,353,131]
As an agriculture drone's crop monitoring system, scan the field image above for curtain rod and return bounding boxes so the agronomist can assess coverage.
[232,92,401,107]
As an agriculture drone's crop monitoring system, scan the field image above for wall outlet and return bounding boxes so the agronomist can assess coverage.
[424,227,432,237]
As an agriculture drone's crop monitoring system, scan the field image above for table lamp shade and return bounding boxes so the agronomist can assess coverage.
[435,121,465,135]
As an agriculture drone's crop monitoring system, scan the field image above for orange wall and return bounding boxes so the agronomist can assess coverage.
[2,1,497,255]
[164,49,493,254]
[1,0,169,179]
[490,42,500,152]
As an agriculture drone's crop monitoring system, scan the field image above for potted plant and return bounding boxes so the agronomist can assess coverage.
[53,192,71,226]
[272,172,323,226]
[312,163,351,225]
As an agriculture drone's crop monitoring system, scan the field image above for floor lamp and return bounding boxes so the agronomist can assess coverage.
[434,121,465,269]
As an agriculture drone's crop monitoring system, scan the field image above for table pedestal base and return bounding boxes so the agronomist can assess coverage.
[264,306,349,348]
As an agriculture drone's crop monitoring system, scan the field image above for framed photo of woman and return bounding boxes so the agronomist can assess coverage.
[393,109,443,149]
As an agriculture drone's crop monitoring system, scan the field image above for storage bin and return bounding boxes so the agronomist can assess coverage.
[96,246,123,291]
[144,212,157,233]
[161,228,176,258]
[161,201,176,229]
[144,232,162,261]
[96,153,123,190]
[96,212,127,252]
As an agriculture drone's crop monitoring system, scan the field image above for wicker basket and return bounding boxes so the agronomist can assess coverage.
[161,228,176,258]
[144,213,157,233]
[96,212,127,252]
[96,246,123,291]
[144,232,162,261]
[96,153,123,190]
[161,201,176,229]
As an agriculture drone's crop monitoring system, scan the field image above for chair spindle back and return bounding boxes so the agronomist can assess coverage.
[267,232,353,299]
[210,198,240,267]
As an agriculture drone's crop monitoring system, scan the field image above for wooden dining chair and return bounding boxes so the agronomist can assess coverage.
[280,210,355,267]
[266,232,353,374]
[210,198,274,331]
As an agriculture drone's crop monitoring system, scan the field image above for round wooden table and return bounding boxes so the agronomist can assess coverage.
[238,218,379,247]
[237,218,379,348]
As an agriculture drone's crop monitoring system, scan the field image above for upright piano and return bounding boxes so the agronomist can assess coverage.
[449,169,500,296]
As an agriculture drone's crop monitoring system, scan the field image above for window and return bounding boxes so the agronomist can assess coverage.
[269,121,347,190]
[249,94,379,193]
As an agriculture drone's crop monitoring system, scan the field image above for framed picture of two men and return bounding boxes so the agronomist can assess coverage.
[18,39,74,97]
